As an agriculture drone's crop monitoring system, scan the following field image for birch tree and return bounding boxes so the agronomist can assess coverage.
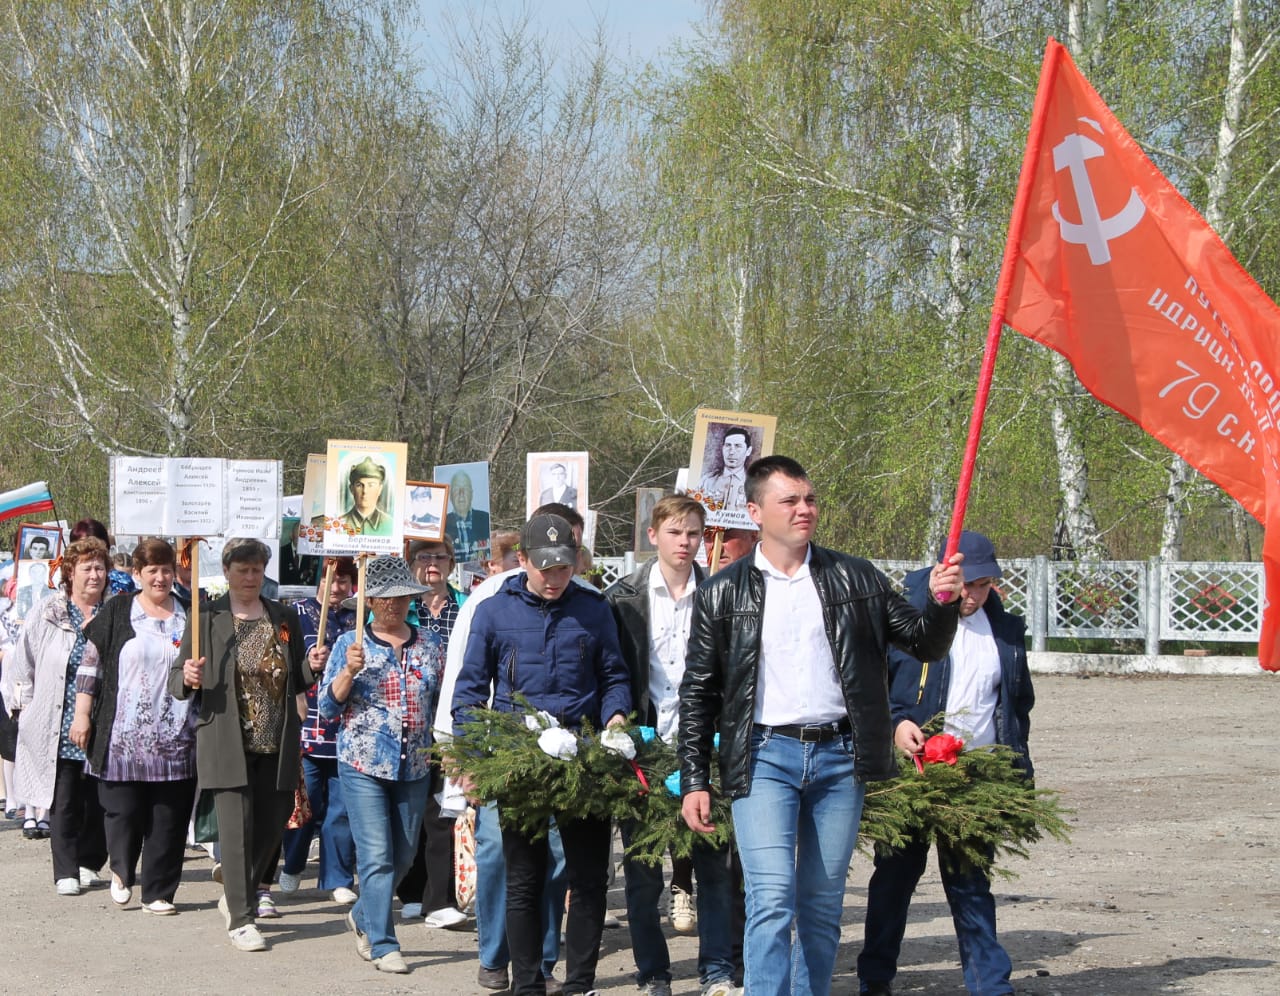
[0,1,395,460]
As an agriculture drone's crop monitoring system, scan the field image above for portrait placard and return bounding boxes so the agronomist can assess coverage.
[296,454,328,555]
[526,451,588,520]
[11,524,62,623]
[321,439,408,555]
[633,488,665,558]
[434,461,492,564]
[687,408,777,530]
[403,481,449,541]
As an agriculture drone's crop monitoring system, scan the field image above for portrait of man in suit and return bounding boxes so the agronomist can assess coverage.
[445,469,491,562]
[538,462,578,510]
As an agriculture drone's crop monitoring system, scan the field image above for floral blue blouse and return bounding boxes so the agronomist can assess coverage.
[319,625,444,782]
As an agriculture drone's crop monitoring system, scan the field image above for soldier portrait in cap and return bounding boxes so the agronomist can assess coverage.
[322,439,408,555]
[340,455,392,536]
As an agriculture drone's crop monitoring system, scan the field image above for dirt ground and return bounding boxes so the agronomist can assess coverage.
[1,673,1277,994]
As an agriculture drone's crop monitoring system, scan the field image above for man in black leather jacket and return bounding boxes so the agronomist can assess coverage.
[677,456,964,996]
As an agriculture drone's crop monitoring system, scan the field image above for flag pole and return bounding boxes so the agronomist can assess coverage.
[941,39,1066,583]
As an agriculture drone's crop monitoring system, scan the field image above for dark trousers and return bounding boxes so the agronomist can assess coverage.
[396,772,455,911]
[859,838,1013,995]
[50,758,107,881]
[98,777,198,903]
[502,813,611,996]
[212,754,293,930]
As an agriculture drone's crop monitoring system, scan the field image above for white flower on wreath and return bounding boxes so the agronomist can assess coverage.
[537,728,578,760]
[600,729,636,760]
[525,710,560,731]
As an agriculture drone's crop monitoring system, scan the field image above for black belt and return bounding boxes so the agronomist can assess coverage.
[759,719,850,743]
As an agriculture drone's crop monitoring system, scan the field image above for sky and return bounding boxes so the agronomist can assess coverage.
[414,0,706,66]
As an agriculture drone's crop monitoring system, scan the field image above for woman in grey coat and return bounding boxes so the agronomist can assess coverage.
[168,538,317,953]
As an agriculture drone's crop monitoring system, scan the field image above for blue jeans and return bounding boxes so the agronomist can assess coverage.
[282,756,355,890]
[475,801,565,976]
[621,829,736,986]
[340,763,431,959]
[730,727,864,996]
[858,838,1013,995]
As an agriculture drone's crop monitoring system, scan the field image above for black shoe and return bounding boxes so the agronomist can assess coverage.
[477,965,509,991]
[862,984,893,996]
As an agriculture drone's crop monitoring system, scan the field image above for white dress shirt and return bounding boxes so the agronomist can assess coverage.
[753,545,846,726]
[646,565,695,742]
[943,607,1000,748]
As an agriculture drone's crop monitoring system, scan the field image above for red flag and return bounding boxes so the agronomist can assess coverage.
[1000,40,1280,669]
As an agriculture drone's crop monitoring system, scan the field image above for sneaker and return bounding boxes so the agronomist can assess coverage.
[423,905,468,929]
[55,877,81,896]
[332,886,359,906]
[79,866,106,888]
[110,873,132,906]
[144,899,177,916]
[346,910,372,961]
[255,890,280,918]
[602,912,622,928]
[401,902,423,919]
[701,982,738,996]
[670,885,696,934]
[373,950,409,974]
[211,862,223,884]
[477,965,509,990]
[277,870,302,893]
[228,924,267,952]
[640,982,673,996]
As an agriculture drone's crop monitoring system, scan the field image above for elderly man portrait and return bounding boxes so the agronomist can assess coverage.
[445,470,491,563]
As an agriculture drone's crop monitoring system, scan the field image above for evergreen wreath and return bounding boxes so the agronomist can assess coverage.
[436,698,733,863]
[859,728,1071,877]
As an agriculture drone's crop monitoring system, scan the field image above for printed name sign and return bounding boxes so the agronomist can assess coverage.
[110,456,282,538]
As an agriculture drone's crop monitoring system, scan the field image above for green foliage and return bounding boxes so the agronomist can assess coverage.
[860,740,1072,878]
[437,702,733,864]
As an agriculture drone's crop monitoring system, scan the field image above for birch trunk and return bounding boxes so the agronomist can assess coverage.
[1161,0,1251,560]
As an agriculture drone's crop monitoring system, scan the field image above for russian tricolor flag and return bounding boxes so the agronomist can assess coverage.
[0,481,55,524]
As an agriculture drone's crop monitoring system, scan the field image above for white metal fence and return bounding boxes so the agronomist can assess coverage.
[599,554,1263,655]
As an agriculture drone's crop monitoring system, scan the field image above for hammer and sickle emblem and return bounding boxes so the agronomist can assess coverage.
[1051,117,1145,265]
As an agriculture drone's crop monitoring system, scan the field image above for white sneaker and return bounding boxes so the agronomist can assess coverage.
[228,924,267,952]
[346,911,372,961]
[79,866,106,888]
[255,890,280,918]
[110,873,132,906]
[277,871,302,893]
[211,862,222,884]
[144,899,177,916]
[373,949,409,974]
[700,981,739,996]
[217,894,232,929]
[670,886,696,934]
[332,886,359,905]
[423,906,468,929]
[640,981,673,996]
[401,902,423,919]
[55,877,81,896]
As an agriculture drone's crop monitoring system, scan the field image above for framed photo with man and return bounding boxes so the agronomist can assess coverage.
[321,439,408,555]
[403,481,449,541]
[12,523,62,623]
[633,487,665,558]
[433,460,492,564]
[526,451,588,519]
[688,408,777,529]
